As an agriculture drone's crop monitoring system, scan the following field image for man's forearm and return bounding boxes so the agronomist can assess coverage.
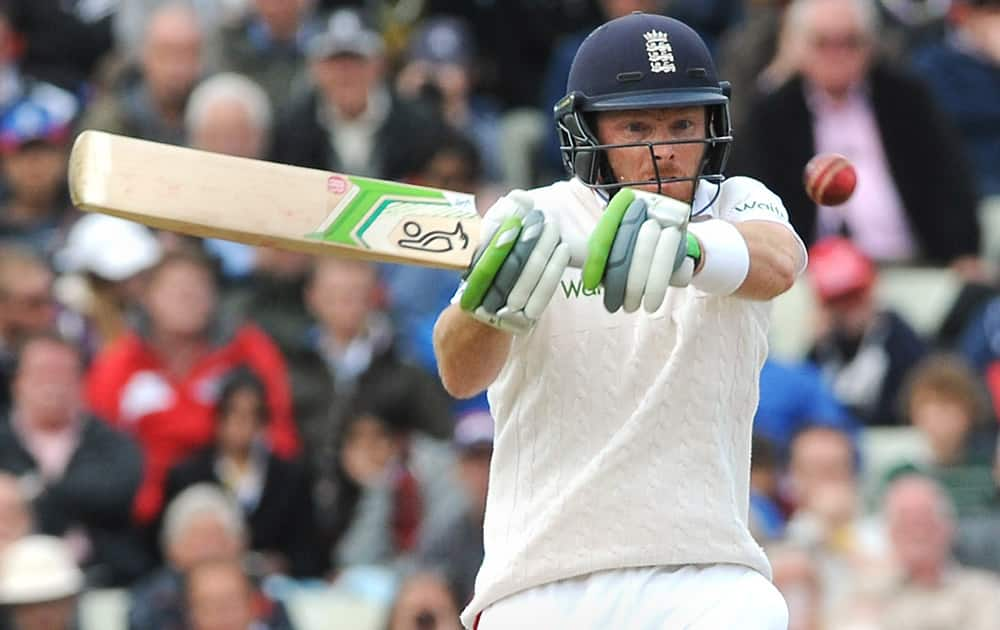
[732,221,802,301]
[433,304,513,399]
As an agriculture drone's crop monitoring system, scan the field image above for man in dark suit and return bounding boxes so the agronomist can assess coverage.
[268,7,440,179]
[729,0,981,266]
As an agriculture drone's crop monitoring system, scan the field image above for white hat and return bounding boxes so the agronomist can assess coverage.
[55,214,162,282]
[0,535,84,604]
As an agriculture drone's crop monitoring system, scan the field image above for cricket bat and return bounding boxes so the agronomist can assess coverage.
[68,130,481,270]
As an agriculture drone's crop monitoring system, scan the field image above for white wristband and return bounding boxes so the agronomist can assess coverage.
[688,219,750,295]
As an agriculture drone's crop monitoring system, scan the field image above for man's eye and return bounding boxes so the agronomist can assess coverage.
[624,122,649,135]
[672,119,695,132]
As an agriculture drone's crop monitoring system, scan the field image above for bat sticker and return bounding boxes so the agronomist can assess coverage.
[397,220,470,253]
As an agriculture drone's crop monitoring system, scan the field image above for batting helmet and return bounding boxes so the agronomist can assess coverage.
[555,12,732,195]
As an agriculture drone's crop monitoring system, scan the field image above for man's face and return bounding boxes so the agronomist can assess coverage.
[12,340,81,430]
[886,481,954,576]
[168,513,242,571]
[142,9,203,110]
[799,0,873,98]
[909,394,972,466]
[305,260,377,340]
[788,428,855,502]
[594,106,707,202]
[187,564,255,630]
[190,99,265,159]
[312,55,379,120]
[145,260,217,338]
[0,262,55,343]
[2,143,68,207]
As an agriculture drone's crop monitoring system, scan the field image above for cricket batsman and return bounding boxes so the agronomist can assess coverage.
[433,12,806,629]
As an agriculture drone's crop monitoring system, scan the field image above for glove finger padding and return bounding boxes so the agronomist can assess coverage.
[458,192,568,334]
[602,196,647,313]
[643,226,684,313]
[506,219,560,312]
[481,210,546,314]
[623,219,661,313]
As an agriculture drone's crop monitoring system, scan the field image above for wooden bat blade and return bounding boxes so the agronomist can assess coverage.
[68,130,480,270]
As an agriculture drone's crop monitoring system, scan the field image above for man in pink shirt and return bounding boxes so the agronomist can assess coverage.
[730,0,980,267]
[0,333,149,586]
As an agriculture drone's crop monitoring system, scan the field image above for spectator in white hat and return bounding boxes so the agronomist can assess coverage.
[0,534,83,630]
[54,213,162,355]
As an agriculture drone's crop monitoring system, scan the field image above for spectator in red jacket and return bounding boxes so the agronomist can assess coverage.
[85,249,299,526]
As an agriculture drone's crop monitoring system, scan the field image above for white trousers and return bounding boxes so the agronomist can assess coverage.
[473,564,788,630]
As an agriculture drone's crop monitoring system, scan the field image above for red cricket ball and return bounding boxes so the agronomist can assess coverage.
[803,153,857,206]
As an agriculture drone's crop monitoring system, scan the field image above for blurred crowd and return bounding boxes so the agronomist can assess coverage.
[0,0,997,628]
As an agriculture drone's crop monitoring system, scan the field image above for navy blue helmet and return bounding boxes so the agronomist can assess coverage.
[555,12,732,194]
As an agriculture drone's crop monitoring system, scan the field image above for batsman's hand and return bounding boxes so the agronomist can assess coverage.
[455,191,570,334]
[582,188,700,314]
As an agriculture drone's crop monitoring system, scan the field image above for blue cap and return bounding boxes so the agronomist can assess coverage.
[566,12,726,112]
[0,84,77,153]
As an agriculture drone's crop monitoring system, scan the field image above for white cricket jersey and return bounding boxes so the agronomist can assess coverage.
[461,176,807,628]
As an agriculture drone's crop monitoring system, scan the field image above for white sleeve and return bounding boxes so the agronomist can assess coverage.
[716,177,809,277]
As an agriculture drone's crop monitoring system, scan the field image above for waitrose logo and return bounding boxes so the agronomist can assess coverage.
[560,278,602,299]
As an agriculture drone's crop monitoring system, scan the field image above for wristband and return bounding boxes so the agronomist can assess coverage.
[687,219,750,295]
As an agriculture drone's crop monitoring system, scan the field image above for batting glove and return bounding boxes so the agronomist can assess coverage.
[455,191,570,334]
[582,188,700,314]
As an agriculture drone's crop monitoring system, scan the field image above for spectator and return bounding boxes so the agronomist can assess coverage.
[0,535,83,630]
[785,424,889,621]
[334,401,464,570]
[385,570,462,630]
[53,213,162,357]
[749,435,786,542]
[879,474,1000,629]
[80,2,204,145]
[289,256,452,511]
[887,354,998,517]
[0,334,148,587]
[911,0,1000,200]
[806,236,928,426]
[0,473,30,553]
[186,558,293,630]
[395,16,503,183]
[269,7,440,178]
[184,72,275,281]
[0,91,77,259]
[217,0,318,112]
[728,0,981,266]
[0,246,56,415]
[165,367,322,578]
[754,357,859,457]
[86,249,299,527]
[129,484,292,630]
[419,409,492,604]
